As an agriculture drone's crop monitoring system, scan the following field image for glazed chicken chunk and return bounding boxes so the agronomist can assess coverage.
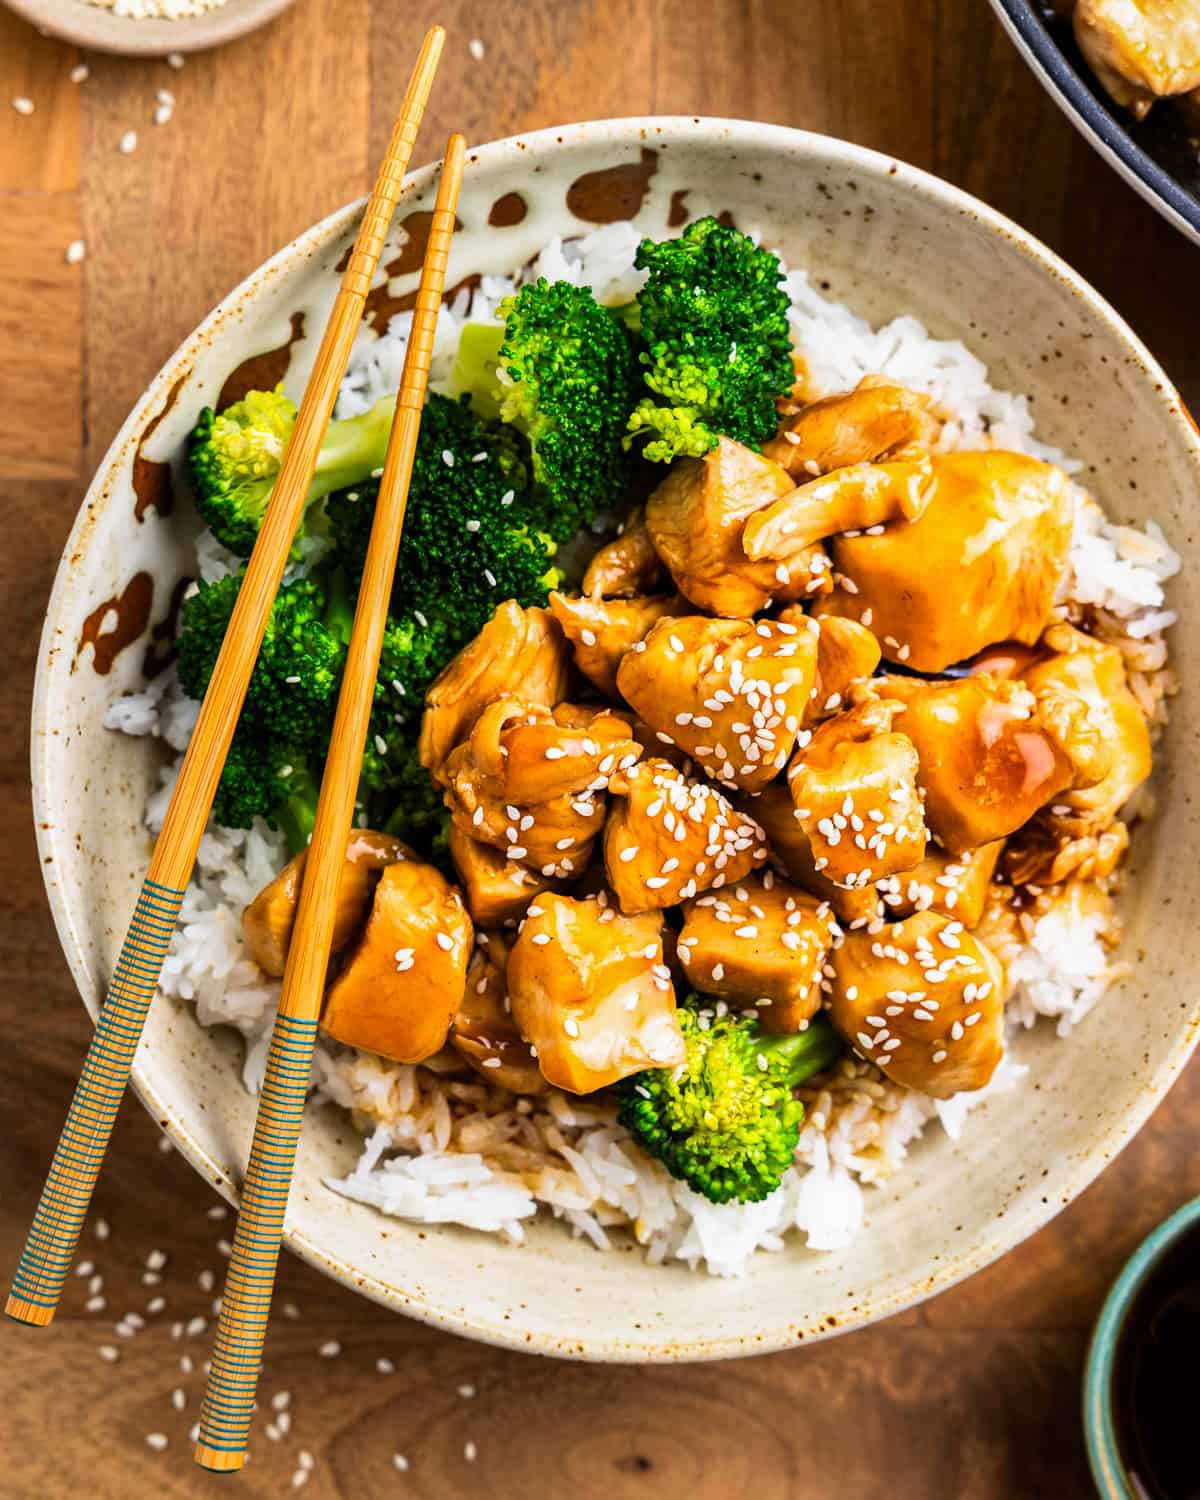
[879,674,1104,854]
[604,757,768,912]
[644,436,831,616]
[1074,0,1200,118]
[743,456,937,558]
[742,783,883,925]
[678,872,837,1034]
[814,452,1075,671]
[321,859,472,1064]
[548,590,681,699]
[763,377,938,476]
[801,613,883,727]
[450,932,546,1095]
[828,911,1007,1098]
[787,698,928,888]
[242,830,412,977]
[581,507,668,597]
[447,822,560,928]
[874,841,1004,928]
[1023,623,1152,831]
[507,894,686,1092]
[419,601,570,778]
[616,612,820,792]
[443,698,641,878]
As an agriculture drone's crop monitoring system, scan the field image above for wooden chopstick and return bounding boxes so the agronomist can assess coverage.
[3,26,445,1334]
[193,133,468,1475]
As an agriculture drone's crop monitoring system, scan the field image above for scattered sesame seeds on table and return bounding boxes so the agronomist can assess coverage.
[3,2,1200,1496]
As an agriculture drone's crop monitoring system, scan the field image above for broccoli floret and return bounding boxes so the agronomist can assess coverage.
[326,393,561,636]
[626,217,794,463]
[453,280,637,540]
[361,612,460,791]
[177,568,351,748]
[378,738,449,844]
[208,737,318,854]
[187,387,398,557]
[616,1005,843,1204]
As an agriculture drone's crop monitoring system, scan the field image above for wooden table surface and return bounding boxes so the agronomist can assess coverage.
[1,2,1198,1495]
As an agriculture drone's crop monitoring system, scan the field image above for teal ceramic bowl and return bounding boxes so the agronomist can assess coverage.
[1084,1196,1200,1498]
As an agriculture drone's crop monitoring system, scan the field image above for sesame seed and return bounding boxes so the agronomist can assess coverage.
[319,1340,341,1358]
[95,1218,110,1241]
[531,933,551,946]
[167,51,185,67]
[12,96,34,116]
[145,1433,168,1452]
[500,489,515,507]
[98,1345,119,1363]
[70,64,90,83]
[66,239,86,265]
[118,130,138,154]
[465,1442,478,1462]
[393,1453,410,1471]
[468,36,486,59]
[435,932,454,952]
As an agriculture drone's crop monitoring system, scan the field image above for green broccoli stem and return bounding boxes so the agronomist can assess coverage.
[450,322,505,420]
[322,565,355,646]
[608,299,641,332]
[308,394,398,502]
[758,1016,843,1087]
[273,766,320,856]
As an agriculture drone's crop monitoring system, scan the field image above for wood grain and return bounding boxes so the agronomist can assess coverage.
[0,0,1198,1493]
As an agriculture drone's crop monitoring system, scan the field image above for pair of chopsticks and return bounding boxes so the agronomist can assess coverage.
[7,24,463,1474]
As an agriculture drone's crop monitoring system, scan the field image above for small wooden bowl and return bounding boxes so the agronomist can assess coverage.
[1,0,294,57]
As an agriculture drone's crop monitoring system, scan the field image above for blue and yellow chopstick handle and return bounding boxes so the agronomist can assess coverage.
[193,1012,319,1470]
[5,877,185,1326]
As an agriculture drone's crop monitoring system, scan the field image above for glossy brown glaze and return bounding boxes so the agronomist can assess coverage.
[74,571,154,676]
[567,147,658,222]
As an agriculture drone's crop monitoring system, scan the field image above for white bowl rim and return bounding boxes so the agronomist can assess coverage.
[32,115,1200,1361]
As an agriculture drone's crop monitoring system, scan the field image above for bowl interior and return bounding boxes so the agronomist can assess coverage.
[35,119,1200,1359]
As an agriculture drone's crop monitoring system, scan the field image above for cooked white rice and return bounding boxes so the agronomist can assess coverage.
[106,223,1179,1276]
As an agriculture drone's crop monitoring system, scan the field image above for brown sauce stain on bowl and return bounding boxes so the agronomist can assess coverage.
[365,272,481,334]
[142,575,192,679]
[216,311,306,413]
[667,189,691,227]
[75,571,155,676]
[567,148,658,223]
[132,372,188,523]
[488,191,528,227]
[391,210,465,275]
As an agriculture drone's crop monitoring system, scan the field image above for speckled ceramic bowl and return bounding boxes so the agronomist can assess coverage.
[34,118,1200,1360]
